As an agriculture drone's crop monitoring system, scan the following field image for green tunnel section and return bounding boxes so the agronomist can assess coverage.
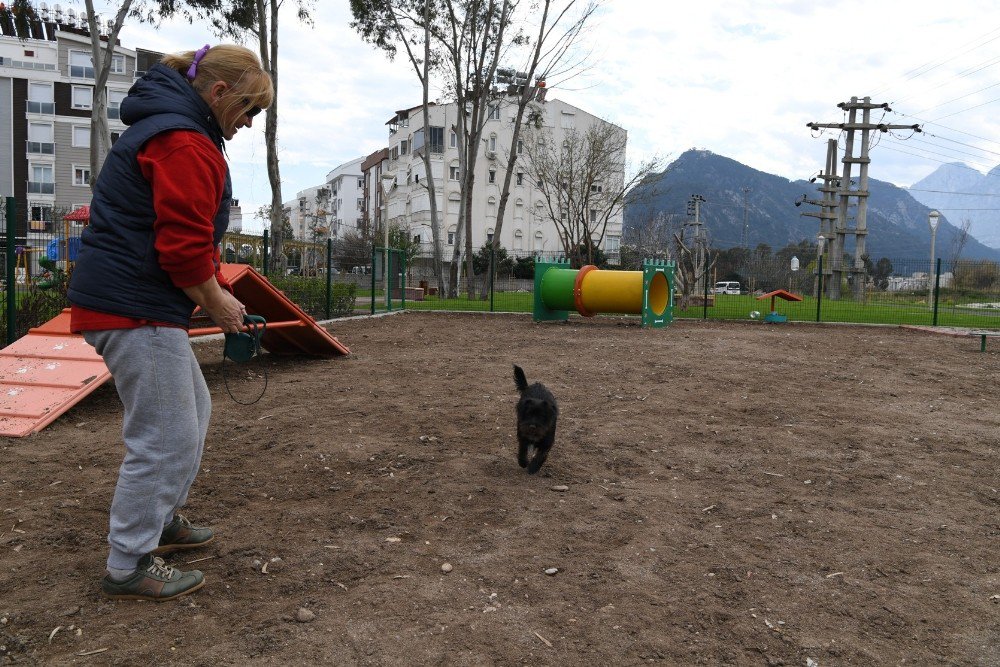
[532,258,675,328]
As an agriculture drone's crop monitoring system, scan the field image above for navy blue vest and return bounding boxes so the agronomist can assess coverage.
[68,66,231,327]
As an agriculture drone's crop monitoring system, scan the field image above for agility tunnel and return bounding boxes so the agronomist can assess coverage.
[532,258,675,327]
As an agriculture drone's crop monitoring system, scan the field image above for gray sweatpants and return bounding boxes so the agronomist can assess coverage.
[84,326,211,571]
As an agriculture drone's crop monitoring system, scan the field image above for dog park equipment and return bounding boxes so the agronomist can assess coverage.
[0,264,350,438]
[756,289,802,323]
[532,258,675,327]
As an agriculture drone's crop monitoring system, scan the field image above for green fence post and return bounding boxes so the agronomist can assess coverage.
[399,250,406,310]
[816,255,823,323]
[325,237,333,319]
[6,197,16,345]
[262,229,269,278]
[370,245,376,316]
[489,244,495,312]
[702,273,709,320]
[932,257,941,326]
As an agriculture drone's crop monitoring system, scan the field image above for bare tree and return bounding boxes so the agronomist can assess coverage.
[479,0,596,298]
[519,119,661,267]
[946,218,972,277]
[672,231,715,311]
[350,0,446,295]
[80,0,134,185]
[620,210,674,269]
[185,0,315,273]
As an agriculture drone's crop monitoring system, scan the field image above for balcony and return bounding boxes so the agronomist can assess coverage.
[27,181,55,195]
[26,101,55,114]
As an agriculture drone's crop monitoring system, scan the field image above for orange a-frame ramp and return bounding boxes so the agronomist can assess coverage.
[0,263,349,438]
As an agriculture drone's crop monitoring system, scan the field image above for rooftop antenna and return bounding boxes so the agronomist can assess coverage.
[53,3,62,23]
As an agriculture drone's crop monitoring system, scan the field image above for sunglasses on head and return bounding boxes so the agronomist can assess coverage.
[241,97,263,118]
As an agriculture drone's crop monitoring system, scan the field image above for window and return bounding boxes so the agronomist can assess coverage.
[449,130,457,148]
[487,231,494,243]
[391,146,399,160]
[29,203,53,231]
[413,233,421,244]
[27,82,54,114]
[69,51,94,78]
[110,54,125,74]
[71,86,92,110]
[358,177,364,188]
[107,89,127,120]
[560,110,575,129]
[448,231,455,245]
[590,209,598,223]
[517,139,523,154]
[537,178,544,188]
[516,172,524,186]
[400,139,408,155]
[28,163,54,194]
[73,165,91,186]
[488,103,500,120]
[429,126,445,153]
[27,122,54,154]
[489,134,497,151]
[606,236,621,253]
[110,131,121,145]
[488,170,496,184]
[591,183,603,193]
[449,165,459,180]
[72,125,90,148]
[357,198,363,211]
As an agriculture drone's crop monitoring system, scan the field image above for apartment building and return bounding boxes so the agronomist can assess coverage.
[359,147,388,238]
[286,157,364,241]
[378,97,624,263]
[0,6,140,238]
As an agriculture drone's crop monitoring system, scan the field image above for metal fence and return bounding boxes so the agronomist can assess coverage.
[3,195,999,345]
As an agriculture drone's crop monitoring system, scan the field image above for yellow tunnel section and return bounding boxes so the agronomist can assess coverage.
[576,267,669,317]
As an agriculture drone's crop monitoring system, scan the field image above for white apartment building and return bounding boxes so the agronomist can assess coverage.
[378,97,624,262]
[287,157,364,241]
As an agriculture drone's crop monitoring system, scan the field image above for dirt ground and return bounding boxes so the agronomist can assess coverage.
[1,312,998,666]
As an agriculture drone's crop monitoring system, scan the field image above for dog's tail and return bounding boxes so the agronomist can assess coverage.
[513,364,529,392]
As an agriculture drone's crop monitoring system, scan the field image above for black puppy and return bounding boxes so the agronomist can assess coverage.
[513,364,558,474]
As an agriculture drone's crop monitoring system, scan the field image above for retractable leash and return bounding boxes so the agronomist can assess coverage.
[222,314,268,405]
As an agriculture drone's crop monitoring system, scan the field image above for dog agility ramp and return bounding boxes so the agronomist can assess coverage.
[0,264,350,437]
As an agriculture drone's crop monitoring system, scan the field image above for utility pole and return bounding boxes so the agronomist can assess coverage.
[795,139,839,297]
[741,186,750,250]
[807,97,920,299]
[685,194,707,294]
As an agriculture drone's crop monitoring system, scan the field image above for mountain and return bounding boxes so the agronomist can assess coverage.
[625,149,1000,261]
[906,163,1000,248]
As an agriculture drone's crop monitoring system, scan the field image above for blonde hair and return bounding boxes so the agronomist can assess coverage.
[161,44,274,128]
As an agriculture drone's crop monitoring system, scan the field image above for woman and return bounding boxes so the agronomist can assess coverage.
[68,44,273,601]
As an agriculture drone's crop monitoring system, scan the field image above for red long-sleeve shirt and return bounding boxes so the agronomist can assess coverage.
[72,130,232,332]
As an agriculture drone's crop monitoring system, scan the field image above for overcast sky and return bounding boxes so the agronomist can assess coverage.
[95,0,1000,233]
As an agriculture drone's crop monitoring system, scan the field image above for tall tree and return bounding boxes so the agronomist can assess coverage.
[184,0,314,272]
[83,0,133,185]
[349,0,446,295]
[480,0,595,297]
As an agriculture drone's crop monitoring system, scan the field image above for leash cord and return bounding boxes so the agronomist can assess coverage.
[221,318,268,405]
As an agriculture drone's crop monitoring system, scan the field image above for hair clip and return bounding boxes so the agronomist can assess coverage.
[186,44,211,81]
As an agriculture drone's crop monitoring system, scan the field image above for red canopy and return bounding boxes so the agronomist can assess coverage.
[63,205,90,222]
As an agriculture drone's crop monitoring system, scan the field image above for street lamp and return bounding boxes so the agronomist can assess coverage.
[928,210,940,306]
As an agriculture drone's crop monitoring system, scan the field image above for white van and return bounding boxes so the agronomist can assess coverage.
[713,281,741,295]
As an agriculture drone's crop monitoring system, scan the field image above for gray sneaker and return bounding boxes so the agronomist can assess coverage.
[153,514,214,555]
[101,553,205,602]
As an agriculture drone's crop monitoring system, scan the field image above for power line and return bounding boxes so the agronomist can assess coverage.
[893,53,1000,106]
[890,109,1000,148]
[928,93,1000,122]
[911,80,1000,115]
[871,25,1000,98]
[907,188,1000,196]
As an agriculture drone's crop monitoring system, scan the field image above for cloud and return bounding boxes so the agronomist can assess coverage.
[105,0,1000,223]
